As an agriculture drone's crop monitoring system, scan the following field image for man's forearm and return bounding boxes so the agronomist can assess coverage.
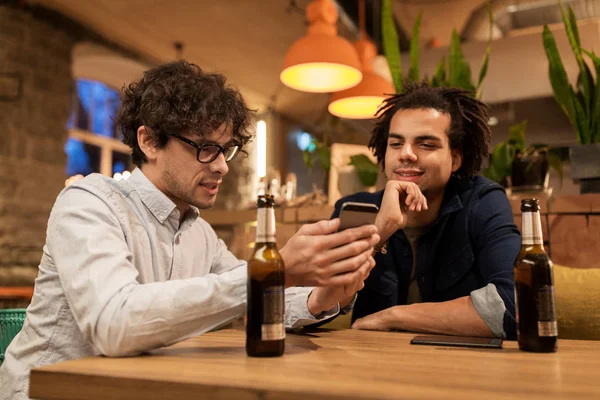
[376,296,494,337]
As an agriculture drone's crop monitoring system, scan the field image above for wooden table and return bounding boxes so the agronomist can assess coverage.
[29,329,600,400]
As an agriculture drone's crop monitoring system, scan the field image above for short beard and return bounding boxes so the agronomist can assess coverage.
[163,167,216,211]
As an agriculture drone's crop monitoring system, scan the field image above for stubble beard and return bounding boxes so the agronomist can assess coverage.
[163,167,216,211]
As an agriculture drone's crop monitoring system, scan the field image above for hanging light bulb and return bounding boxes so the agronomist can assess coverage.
[280,0,362,93]
[328,0,395,119]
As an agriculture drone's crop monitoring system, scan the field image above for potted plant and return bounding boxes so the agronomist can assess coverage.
[482,121,564,190]
[542,2,600,193]
[381,0,493,96]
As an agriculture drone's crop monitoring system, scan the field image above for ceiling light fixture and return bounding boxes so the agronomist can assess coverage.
[280,0,362,93]
[328,0,395,119]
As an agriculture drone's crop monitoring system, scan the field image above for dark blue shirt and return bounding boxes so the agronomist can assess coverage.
[332,176,520,338]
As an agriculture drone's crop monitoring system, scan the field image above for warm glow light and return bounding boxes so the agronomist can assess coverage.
[280,0,362,93]
[65,174,84,187]
[122,170,131,180]
[256,120,267,179]
[328,96,386,119]
[280,63,362,93]
[113,172,123,181]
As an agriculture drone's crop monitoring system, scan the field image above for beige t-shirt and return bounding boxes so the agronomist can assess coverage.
[403,226,427,305]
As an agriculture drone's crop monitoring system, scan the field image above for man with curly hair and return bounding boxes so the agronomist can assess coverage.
[0,61,378,399]
[331,82,520,339]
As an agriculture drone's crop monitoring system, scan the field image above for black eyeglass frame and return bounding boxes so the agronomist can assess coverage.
[168,133,241,163]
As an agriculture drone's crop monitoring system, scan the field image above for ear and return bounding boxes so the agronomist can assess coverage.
[137,126,158,162]
[451,149,462,173]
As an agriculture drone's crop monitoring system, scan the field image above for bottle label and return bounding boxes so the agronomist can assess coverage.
[537,285,558,337]
[261,287,285,341]
[522,212,544,246]
[256,208,276,243]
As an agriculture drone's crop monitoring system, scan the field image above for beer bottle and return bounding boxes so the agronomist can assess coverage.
[246,194,285,357]
[514,198,558,352]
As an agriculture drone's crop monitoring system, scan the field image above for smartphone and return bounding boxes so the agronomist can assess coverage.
[338,202,379,231]
[410,335,503,349]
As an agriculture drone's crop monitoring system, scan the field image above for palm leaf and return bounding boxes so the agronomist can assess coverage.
[382,0,403,93]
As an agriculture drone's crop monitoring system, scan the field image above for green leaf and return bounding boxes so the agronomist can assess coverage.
[449,30,462,85]
[507,121,527,152]
[483,142,516,184]
[448,29,475,91]
[561,4,592,118]
[583,49,600,143]
[476,1,493,99]
[543,25,579,138]
[407,10,423,82]
[431,57,446,87]
[382,0,403,93]
[302,149,313,169]
[317,146,331,172]
[548,148,564,189]
[349,154,379,187]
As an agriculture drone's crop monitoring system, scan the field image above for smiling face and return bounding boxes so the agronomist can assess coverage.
[384,108,462,196]
[139,123,235,212]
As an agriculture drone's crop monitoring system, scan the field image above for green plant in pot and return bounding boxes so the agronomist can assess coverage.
[482,121,564,190]
[542,2,600,193]
[381,0,492,96]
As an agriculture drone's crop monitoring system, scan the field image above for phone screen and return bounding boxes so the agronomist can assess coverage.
[410,335,503,349]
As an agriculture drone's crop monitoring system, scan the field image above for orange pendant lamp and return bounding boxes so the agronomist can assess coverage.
[280,0,362,93]
[328,0,395,119]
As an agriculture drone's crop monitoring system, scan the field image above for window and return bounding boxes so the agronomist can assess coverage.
[65,79,132,182]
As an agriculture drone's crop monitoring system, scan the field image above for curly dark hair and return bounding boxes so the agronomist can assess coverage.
[369,81,491,179]
[116,60,253,167]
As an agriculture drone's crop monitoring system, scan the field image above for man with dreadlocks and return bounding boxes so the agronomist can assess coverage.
[332,82,520,339]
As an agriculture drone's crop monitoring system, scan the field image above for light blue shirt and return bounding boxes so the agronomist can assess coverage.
[0,168,336,400]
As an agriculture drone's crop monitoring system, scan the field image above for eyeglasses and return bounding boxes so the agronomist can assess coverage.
[168,134,241,163]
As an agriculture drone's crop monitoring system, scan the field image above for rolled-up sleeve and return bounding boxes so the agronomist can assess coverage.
[470,187,521,339]
[285,287,340,328]
[470,283,506,338]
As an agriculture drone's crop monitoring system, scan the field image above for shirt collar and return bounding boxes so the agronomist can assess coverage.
[128,168,194,225]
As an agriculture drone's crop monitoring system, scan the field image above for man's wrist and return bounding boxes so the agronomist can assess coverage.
[280,245,297,288]
[307,288,337,317]
[374,214,400,243]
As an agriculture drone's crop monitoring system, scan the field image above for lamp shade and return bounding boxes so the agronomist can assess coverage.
[328,70,395,119]
[280,0,362,93]
[328,38,395,119]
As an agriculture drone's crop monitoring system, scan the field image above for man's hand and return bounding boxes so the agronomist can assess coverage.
[375,181,428,243]
[351,307,397,331]
[306,254,375,316]
[280,218,379,288]
[352,298,495,337]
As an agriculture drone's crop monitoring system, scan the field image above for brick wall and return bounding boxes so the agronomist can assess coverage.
[0,5,76,290]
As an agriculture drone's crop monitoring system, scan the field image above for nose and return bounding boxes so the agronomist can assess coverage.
[208,151,229,176]
[398,143,418,163]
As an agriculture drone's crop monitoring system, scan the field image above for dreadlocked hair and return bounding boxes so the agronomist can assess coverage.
[368,81,491,179]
